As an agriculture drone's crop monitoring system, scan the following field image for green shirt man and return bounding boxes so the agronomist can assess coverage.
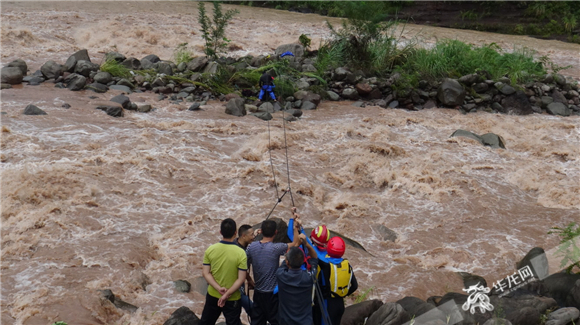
[200,218,247,325]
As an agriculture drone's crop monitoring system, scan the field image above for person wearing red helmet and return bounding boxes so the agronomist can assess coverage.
[314,236,358,325]
[310,225,331,262]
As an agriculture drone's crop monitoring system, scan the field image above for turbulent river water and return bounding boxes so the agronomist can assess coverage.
[1,2,579,325]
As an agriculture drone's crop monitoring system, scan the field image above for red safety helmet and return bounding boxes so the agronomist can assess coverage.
[310,225,330,249]
[327,237,345,258]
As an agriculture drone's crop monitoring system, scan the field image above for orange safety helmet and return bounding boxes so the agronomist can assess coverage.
[326,237,346,258]
[310,225,330,249]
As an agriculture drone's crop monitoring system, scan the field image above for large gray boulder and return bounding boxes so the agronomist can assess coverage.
[397,296,445,321]
[65,73,87,91]
[285,109,303,118]
[64,49,91,72]
[366,302,410,325]
[451,130,506,149]
[1,67,23,84]
[5,59,27,75]
[342,88,360,100]
[275,44,304,59]
[41,60,63,79]
[86,82,109,93]
[187,56,209,72]
[251,112,273,121]
[516,247,549,280]
[545,307,579,325]
[546,102,570,116]
[225,98,246,117]
[157,62,173,75]
[74,60,99,77]
[163,306,200,325]
[500,91,534,115]
[93,71,113,84]
[303,92,321,106]
[495,82,516,95]
[542,273,580,309]
[459,73,480,86]
[110,94,131,109]
[203,62,218,74]
[554,74,567,87]
[258,102,274,113]
[437,79,465,107]
[105,51,126,63]
[300,101,317,110]
[23,104,47,115]
[334,67,349,81]
[327,91,340,101]
[142,54,160,63]
[96,105,124,117]
[551,90,568,104]
[121,57,141,70]
[341,300,384,325]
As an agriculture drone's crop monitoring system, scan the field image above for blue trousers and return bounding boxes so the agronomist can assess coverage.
[258,85,276,101]
[240,285,253,318]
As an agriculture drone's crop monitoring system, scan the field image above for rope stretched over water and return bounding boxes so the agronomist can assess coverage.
[267,119,280,200]
[264,104,295,220]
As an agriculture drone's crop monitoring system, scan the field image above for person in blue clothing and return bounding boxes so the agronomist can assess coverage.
[286,216,330,263]
[276,233,319,325]
[258,71,276,102]
[313,237,358,325]
[246,213,301,325]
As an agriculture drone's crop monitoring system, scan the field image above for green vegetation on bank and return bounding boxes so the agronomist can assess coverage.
[226,1,580,43]
[307,2,555,90]
[100,59,131,78]
[549,222,580,274]
[398,41,545,86]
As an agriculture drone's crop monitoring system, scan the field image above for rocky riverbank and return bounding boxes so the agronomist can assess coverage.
[2,44,579,121]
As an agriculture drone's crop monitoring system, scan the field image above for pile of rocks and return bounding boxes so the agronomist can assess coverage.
[2,44,579,119]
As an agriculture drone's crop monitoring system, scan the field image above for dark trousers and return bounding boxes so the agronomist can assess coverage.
[313,297,345,325]
[200,293,242,325]
[251,291,279,325]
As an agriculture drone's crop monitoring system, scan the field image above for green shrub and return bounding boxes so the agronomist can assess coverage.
[100,59,131,78]
[173,43,194,65]
[299,34,312,50]
[198,2,239,59]
[548,222,580,274]
[323,2,415,74]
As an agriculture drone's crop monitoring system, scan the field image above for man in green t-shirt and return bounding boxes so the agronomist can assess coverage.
[200,218,248,325]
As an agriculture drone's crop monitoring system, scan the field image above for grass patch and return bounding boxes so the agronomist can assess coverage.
[173,43,194,65]
[100,59,131,79]
[398,40,547,85]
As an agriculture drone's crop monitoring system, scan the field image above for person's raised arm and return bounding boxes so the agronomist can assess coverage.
[288,208,301,248]
[203,264,226,295]
[302,234,317,260]
[218,269,247,307]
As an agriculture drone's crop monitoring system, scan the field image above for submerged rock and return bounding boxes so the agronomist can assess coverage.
[451,129,505,149]
[23,104,47,115]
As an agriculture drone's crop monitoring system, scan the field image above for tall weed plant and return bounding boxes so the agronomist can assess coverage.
[323,2,415,74]
[198,2,239,59]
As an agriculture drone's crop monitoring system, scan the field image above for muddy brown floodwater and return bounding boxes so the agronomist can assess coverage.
[1,2,579,325]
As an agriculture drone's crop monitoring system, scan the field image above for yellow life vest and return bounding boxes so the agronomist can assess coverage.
[329,259,353,298]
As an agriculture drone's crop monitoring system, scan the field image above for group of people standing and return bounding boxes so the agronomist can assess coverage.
[199,208,358,325]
